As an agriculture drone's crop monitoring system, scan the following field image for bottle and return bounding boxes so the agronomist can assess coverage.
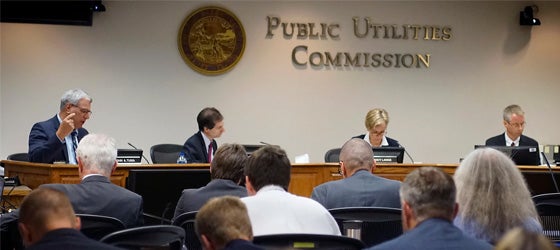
[177,151,187,164]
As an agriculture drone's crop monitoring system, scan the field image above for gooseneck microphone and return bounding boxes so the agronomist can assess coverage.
[541,152,560,193]
[398,142,415,164]
[128,142,151,164]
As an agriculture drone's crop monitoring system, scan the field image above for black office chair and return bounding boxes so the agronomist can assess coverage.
[150,144,184,164]
[172,211,201,250]
[100,225,185,250]
[77,214,126,240]
[6,153,29,162]
[324,148,341,163]
[253,233,365,250]
[532,193,560,241]
[328,207,403,247]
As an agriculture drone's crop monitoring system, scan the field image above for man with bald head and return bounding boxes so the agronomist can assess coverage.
[311,138,401,209]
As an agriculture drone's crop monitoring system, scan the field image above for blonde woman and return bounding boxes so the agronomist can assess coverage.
[353,108,399,147]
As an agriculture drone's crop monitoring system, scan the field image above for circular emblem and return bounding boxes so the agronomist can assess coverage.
[178,6,246,75]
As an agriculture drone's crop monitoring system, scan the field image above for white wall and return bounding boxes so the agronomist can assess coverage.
[1,1,559,164]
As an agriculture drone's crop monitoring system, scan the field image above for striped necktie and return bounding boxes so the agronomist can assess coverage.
[71,131,78,162]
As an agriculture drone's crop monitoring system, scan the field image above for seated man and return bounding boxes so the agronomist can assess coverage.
[183,107,224,163]
[311,138,401,209]
[41,133,143,228]
[174,143,248,218]
[18,187,120,250]
[366,167,492,250]
[196,196,263,250]
[241,145,340,236]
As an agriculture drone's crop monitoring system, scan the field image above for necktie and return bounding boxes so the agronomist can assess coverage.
[71,131,78,163]
[208,142,213,163]
[511,142,515,147]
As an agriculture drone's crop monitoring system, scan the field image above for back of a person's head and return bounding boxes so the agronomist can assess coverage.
[19,188,77,243]
[455,148,538,242]
[196,196,253,248]
[495,227,555,250]
[339,138,374,172]
[400,167,456,221]
[77,133,117,176]
[210,143,248,183]
[244,145,291,191]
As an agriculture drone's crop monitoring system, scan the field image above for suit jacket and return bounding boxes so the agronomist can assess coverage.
[25,228,121,250]
[485,133,539,147]
[224,239,264,250]
[28,115,88,163]
[183,131,217,163]
[366,218,493,250]
[311,170,401,209]
[41,175,144,228]
[173,179,247,218]
[353,134,400,147]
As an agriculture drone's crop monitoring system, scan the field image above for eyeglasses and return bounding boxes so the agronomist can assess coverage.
[71,104,93,116]
[371,130,387,136]
[507,121,525,128]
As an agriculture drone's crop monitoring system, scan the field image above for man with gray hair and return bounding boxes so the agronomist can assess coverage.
[41,133,144,228]
[366,167,492,250]
[311,138,401,209]
[29,89,93,163]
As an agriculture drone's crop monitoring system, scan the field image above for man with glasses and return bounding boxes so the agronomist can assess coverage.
[485,104,539,148]
[29,89,92,163]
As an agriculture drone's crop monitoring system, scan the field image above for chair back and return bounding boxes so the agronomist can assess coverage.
[150,144,184,164]
[324,148,341,163]
[6,153,29,162]
[328,207,402,247]
[532,193,560,241]
[100,225,185,250]
[172,211,201,250]
[253,233,365,250]
[77,214,126,240]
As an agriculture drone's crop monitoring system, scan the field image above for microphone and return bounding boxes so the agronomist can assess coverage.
[260,141,272,145]
[541,152,560,193]
[128,142,151,164]
[398,142,415,164]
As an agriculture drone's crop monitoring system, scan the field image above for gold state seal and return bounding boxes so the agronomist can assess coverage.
[178,6,246,75]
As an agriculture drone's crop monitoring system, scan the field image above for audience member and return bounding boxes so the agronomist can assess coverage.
[196,196,263,250]
[453,148,542,244]
[18,188,120,250]
[174,143,248,218]
[183,107,224,163]
[29,89,92,163]
[367,167,492,250]
[311,138,401,209]
[353,108,400,147]
[494,227,555,250]
[242,145,341,236]
[41,133,144,228]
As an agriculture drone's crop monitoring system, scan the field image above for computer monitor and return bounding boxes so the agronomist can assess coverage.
[126,169,211,223]
[372,147,405,163]
[474,145,540,166]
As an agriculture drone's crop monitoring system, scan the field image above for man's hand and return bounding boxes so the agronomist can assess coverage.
[56,113,76,141]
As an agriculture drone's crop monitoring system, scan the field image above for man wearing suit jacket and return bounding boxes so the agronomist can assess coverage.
[183,107,224,163]
[366,167,492,250]
[485,104,540,165]
[173,143,248,219]
[311,138,401,209]
[29,89,92,164]
[41,134,144,228]
[18,188,120,250]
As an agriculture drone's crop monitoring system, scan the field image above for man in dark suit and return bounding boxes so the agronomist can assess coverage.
[173,143,248,219]
[366,167,492,250]
[41,134,144,228]
[183,107,224,163]
[18,187,120,250]
[311,138,401,209]
[28,89,92,164]
[485,104,540,164]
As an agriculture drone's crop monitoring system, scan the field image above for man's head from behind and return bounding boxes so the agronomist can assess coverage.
[210,143,248,184]
[400,167,457,231]
[244,145,291,195]
[196,196,253,250]
[197,107,224,139]
[339,138,375,177]
[18,188,80,247]
[76,133,118,178]
[502,104,525,140]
